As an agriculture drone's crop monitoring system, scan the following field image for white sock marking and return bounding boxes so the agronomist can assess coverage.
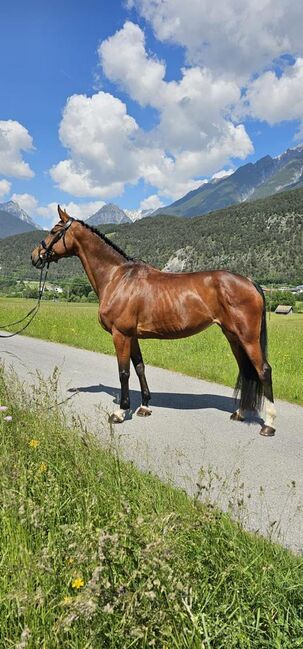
[264,398,276,428]
[112,408,126,422]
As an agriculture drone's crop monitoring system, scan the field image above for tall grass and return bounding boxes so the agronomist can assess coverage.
[0,367,303,648]
[0,298,303,405]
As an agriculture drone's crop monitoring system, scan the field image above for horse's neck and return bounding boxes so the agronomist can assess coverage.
[74,228,125,297]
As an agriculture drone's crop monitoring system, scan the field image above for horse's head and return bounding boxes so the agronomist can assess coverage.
[31,205,75,269]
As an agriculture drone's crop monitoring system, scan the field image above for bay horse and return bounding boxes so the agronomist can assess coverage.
[31,205,276,436]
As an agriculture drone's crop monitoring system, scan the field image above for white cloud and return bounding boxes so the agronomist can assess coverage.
[212,168,234,180]
[6,192,105,227]
[0,179,11,198]
[139,194,164,211]
[245,57,303,126]
[100,21,166,107]
[130,0,303,81]
[99,22,252,199]
[36,200,106,225]
[137,147,219,200]
[11,193,38,213]
[52,22,254,204]
[50,87,211,201]
[50,91,139,198]
[0,120,34,178]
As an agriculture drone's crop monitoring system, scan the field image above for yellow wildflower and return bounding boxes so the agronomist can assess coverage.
[71,576,84,590]
[29,439,40,449]
[38,462,47,473]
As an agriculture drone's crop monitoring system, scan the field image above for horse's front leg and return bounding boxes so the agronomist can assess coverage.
[109,328,131,424]
[131,338,152,417]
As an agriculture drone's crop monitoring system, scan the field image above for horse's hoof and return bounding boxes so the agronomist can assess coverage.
[260,425,275,437]
[136,405,152,417]
[230,411,244,422]
[108,409,125,424]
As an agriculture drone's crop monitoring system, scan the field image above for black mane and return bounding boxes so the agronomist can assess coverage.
[77,219,134,261]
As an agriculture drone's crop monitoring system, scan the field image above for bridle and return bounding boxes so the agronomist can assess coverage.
[37,217,74,268]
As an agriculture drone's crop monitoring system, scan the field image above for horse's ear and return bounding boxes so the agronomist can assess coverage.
[57,205,70,223]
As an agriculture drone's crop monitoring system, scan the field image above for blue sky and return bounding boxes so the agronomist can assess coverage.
[1,0,303,226]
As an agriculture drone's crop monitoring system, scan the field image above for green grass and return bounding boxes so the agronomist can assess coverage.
[1,367,303,648]
[0,298,303,405]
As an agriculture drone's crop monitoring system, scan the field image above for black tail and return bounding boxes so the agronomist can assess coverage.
[253,280,267,358]
[235,281,267,411]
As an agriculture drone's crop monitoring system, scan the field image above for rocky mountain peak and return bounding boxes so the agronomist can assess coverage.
[0,200,38,228]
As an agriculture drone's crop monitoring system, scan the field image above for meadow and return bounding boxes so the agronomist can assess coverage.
[0,298,302,405]
[1,366,303,648]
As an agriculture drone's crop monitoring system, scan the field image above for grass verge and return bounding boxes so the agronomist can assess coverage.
[0,298,303,405]
[0,367,303,648]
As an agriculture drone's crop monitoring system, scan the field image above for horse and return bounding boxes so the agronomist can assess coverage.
[31,205,276,436]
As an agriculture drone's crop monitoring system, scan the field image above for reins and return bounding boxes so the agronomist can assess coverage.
[0,218,74,339]
[0,263,49,338]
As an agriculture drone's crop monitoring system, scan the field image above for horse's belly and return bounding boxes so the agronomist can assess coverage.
[136,318,212,339]
[136,290,213,338]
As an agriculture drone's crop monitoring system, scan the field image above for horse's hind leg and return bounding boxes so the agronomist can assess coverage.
[109,328,131,424]
[131,338,152,417]
[223,329,276,436]
[240,339,276,436]
[222,329,246,421]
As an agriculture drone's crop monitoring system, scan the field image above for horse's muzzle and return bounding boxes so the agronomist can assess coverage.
[31,251,46,269]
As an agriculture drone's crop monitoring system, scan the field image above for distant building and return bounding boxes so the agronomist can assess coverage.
[45,282,63,294]
[275,305,293,315]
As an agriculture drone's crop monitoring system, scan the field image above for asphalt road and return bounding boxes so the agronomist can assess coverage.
[1,332,303,552]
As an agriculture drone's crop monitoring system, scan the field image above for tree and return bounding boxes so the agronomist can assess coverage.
[265,290,296,312]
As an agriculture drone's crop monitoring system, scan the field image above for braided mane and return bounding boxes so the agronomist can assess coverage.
[77,219,134,261]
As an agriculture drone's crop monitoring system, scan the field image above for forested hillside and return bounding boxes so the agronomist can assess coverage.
[0,187,302,285]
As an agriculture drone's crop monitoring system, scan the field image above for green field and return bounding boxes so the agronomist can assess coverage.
[1,367,303,648]
[0,298,302,405]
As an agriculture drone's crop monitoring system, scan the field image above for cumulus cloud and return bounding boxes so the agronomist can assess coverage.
[100,23,252,196]
[245,57,303,127]
[36,200,106,224]
[7,192,105,227]
[50,91,139,197]
[0,120,34,178]
[11,193,38,213]
[130,0,303,81]
[0,179,11,198]
[139,194,164,211]
[51,22,260,203]
[101,26,247,150]
[100,21,166,107]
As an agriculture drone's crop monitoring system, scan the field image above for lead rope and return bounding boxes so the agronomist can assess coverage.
[0,263,50,338]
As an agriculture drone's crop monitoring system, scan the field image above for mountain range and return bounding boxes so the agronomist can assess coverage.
[0,201,154,239]
[154,145,303,217]
[1,145,303,239]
